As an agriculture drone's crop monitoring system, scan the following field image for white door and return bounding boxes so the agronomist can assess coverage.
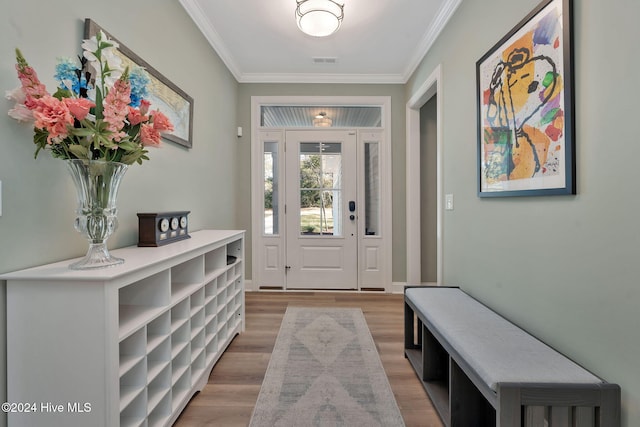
[285,130,358,289]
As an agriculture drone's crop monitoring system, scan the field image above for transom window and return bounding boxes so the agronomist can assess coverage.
[260,106,382,128]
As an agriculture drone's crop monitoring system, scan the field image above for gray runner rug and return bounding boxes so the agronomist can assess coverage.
[249,307,405,426]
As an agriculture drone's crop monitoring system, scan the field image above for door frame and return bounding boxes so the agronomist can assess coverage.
[251,96,392,291]
[406,65,443,285]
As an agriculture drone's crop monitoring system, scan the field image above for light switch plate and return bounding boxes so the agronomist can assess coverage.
[445,193,454,211]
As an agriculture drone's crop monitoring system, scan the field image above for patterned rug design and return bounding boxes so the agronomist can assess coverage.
[249,307,405,426]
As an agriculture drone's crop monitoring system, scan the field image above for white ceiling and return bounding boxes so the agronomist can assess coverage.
[179,0,462,84]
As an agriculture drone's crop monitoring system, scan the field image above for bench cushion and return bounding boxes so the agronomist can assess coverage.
[406,287,603,392]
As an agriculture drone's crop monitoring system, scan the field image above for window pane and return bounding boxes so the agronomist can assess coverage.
[300,190,322,234]
[298,142,343,237]
[322,149,341,189]
[300,157,321,189]
[364,142,380,236]
[300,142,320,154]
[264,141,279,235]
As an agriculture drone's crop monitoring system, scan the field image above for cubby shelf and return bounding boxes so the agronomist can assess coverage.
[3,230,245,427]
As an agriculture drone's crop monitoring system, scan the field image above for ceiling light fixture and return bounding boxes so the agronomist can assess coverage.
[296,0,344,38]
[313,112,333,127]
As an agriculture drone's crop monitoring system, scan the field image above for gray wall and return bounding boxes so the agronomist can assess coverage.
[407,0,640,424]
[236,83,407,282]
[0,1,239,424]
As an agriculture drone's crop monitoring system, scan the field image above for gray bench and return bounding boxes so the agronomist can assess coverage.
[404,286,621,427]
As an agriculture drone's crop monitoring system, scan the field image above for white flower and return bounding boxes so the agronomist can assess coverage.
[81,30,124,97]
[8,103,34,123]
[102,50,122,69]
[101,49,123,82]
[81,36,100,64]
[5,87,32,122]
[5,86,26,103]
[81,30,119,59]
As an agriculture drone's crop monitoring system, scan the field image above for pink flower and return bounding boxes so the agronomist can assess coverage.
[150,110,174,133]
[138,99,151,116]
[140,123,161,147]
[63,98,95,121]
[16,64,47,102]
[103,78,131,140]
[30,95,73,144]
[14,50,48,110]
[127,106,148,126]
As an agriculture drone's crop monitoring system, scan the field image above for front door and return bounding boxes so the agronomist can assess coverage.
[285,130,358,289]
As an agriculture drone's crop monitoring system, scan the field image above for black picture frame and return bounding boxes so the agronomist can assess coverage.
[476,0,574,197]
[84,19,194,149]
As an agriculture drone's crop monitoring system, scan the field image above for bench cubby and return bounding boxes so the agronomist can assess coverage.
[404,286,620,427]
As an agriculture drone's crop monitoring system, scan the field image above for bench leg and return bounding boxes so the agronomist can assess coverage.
[404,301,416,350]
[599,384,621,426]
[497,384,522,427]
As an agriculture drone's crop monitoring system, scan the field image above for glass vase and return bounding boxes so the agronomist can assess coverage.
[66,159,128,270]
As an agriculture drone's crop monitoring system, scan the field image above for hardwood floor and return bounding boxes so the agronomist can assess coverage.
[174,291,443,426]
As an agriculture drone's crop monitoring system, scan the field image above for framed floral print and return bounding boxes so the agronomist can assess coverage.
[84,19,194,149]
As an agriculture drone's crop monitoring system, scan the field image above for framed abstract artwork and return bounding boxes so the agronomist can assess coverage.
[84,19,194,149]
[476,0,574,197]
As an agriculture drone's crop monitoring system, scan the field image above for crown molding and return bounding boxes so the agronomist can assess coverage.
[237,72,406,85]
[178,0,242,81]
[402,0,463,82]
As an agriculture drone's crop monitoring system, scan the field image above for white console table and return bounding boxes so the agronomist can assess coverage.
[2,229,245,427]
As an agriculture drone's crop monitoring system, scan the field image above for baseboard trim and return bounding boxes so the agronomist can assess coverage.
[244,280,411,294]
[391,282,407,294]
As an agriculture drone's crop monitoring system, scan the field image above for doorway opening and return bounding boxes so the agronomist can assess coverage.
[406,65,443,286]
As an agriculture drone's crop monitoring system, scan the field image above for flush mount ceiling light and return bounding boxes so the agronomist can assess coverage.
[313,112,333,127]
[296,0,345,37]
